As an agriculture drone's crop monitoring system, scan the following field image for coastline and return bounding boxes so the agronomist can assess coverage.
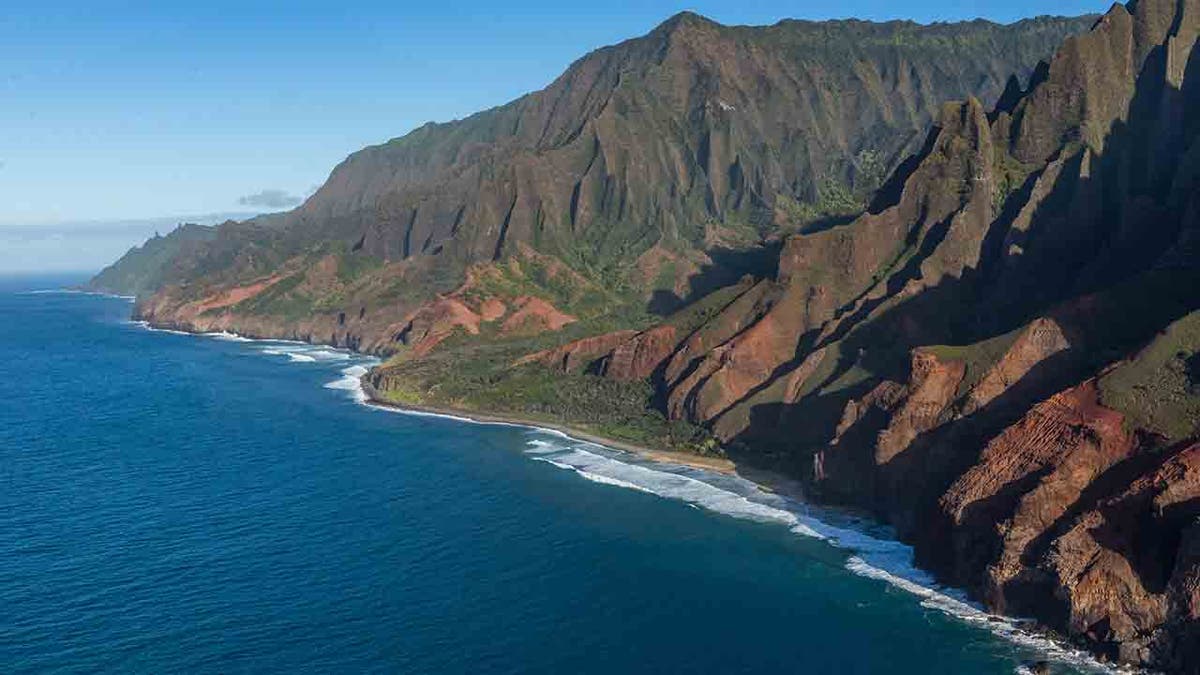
[12,287,1120,675]
[123,312,846,527]
[357,379,746,477]
[357,381,1118,674]
[129,308,814,507]
[124,311,737,475]
[124,314,1121,674]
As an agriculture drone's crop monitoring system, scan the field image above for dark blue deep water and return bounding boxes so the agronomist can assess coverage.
[0,275,1105,674]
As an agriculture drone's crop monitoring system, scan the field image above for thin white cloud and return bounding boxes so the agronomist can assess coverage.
[237,189,302,209]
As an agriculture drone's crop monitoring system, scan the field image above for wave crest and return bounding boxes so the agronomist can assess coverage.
[524,435,1119,674]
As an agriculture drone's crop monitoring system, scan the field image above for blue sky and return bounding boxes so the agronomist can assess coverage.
[0,0,1109,236]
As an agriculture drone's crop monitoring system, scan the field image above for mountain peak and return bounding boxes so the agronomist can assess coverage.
[653,10,720,35]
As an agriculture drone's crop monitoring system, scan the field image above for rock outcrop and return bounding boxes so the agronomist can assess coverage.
[499,296,576,336]
[514,324,679,381]
[515,330,639,372]
[101,13,1091,344]
[570,0,1198,666]
[598,325,678,381]
[93,3,1200,670]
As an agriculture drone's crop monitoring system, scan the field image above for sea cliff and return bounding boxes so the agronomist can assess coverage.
[98,3,1200,669]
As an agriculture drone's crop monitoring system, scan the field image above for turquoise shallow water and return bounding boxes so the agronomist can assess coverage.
[0,275,1105,674]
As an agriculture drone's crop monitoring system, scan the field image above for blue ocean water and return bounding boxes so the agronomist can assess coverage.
[0,275,1106,674]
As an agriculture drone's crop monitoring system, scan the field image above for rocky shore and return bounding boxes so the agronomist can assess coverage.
[100,0,1199,668]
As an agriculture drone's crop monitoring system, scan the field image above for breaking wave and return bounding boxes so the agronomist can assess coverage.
[201,331,253,342]
[258,345,351,363]
[519,434,1123,675]
[121,316,1123,673]
[126,322,379,402]
[363,404,529,429]
[22,288,135,300]
[323,365,374,403]
[126,320,191,336]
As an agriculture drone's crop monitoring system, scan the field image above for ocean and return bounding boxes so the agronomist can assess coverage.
[0,274,1115,674]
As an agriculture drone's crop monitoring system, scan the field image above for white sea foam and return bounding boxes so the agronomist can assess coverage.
[115,297,1122,672]
[323,364,373,403]
[258,346,319,363]
[524,439,566,454]
[201,331,253,342]
[532,457,659,495]
[523,436,1123,674]
[126,320,191,336]
[22,288,135,300]
[532,446,806,527]
[128,318,382,394]
[307,349,352,361]
[257,344,352,362]
[845,558,1121,672]
[363,404,531,429]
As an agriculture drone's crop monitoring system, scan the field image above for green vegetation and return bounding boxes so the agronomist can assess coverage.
[229,273,312,319]
[336,250,384,283]
[90,224,216,296]
[373,341,718,455]
[662,279,753,335]
[923,326,1026,397]
[368,275,750,456]
[774,180,866,233]
[991,148,1038,215]
[1098,310,1200,444]
[820,356,878,395]
[462,255,617,321]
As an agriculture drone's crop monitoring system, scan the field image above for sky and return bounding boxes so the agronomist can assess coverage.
[0,0,1110,271]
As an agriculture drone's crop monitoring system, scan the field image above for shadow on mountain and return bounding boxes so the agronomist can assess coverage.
[646,241,781,315]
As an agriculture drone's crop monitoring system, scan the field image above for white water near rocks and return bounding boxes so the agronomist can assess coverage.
[517,435,1128,675]
[123,317,1129,675]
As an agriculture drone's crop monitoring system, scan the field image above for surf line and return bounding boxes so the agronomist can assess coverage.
[123,311,1122,675]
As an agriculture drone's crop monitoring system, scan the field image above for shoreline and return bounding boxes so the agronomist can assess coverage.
[83,290,807,499]
[358,384,1118,674]
[102,300,827,514]
[125,313,1121,674]
[358,380,752,478]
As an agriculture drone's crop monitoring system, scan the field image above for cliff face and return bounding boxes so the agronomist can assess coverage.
[96,13,1090,346]
[490,0,1200,666]
[293,13,1086,273]
[92,4,1200,670]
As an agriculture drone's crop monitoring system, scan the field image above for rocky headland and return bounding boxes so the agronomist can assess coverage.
[95,4,1199,670]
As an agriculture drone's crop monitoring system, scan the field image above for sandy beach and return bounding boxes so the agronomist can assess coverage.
[357,379,817,503]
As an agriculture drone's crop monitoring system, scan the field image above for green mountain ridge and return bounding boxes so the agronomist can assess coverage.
[87,5,1200,671]
[90,223,218,297]
[94,12,1093,320]
[371,1,1200,668]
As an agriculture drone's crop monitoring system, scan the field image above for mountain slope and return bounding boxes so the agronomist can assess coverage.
[86,6,1200,669]
[379,0,1200,667]
[90,223,218,297]
[96,12,1092,349]
[296,13,1093,274]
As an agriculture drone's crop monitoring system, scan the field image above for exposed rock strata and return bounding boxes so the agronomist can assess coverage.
[95,4,1200,669]
[493,0,1200,667]
[110,13,1091,342]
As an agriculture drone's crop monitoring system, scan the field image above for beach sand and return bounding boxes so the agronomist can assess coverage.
[357,379,816,504]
